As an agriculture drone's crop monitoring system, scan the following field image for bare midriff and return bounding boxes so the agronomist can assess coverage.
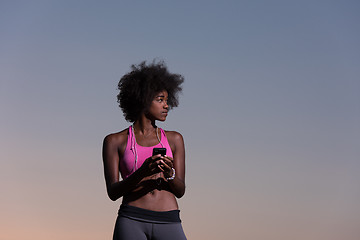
[123,174,179,211]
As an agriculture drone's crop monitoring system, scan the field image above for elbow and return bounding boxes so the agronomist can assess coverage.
[109,195,118,201]
[174,186,186,199]
[107,190,119,202]
[175,193,185,199]
[108,193,116,201]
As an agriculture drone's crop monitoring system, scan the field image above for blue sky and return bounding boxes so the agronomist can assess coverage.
[1,1,359,239]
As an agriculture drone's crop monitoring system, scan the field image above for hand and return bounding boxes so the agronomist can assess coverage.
[140,154,163,176]
[157,155,175,179]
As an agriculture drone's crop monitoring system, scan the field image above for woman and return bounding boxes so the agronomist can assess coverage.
[102,61,187,240]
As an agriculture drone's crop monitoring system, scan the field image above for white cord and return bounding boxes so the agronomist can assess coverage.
[132,125,163,172]
[156,127,165,148]
[131,125,138,173]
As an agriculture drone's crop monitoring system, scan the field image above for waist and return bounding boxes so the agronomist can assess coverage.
[118,204,181,223]
[123,189,179,211]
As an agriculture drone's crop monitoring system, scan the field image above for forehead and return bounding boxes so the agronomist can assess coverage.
[154,90,168,98]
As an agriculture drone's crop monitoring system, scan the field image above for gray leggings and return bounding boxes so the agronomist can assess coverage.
[113,216,187,240]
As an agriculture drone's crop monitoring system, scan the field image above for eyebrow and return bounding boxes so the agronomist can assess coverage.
[156,95,165,98]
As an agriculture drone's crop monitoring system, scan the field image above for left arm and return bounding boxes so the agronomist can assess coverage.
[159,131,186,198]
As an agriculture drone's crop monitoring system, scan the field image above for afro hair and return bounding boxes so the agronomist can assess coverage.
[117,60,184,122]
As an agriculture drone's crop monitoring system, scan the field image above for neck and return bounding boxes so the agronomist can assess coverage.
[133,115,156,135]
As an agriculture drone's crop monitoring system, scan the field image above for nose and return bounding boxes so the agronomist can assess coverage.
[164,101,169,109]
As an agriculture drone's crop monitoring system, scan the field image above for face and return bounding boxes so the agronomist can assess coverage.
[147,90,169,121]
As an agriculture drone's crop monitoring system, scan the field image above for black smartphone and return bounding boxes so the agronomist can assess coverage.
[153,147,166,156]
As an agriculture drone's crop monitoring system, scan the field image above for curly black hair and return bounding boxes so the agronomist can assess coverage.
[117,60,184,122]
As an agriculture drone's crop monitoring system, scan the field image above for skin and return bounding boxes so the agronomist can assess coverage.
[102,90,186,211]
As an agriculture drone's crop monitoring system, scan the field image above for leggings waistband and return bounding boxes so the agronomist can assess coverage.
[118,204,181,223]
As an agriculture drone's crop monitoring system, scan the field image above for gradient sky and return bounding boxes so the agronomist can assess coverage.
[1,1,359,239]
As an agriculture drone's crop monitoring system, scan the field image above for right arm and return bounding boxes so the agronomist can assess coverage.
[103,134,146,201]
[102,133,162,201]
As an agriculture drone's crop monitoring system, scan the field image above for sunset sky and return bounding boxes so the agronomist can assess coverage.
[1,1,359,239]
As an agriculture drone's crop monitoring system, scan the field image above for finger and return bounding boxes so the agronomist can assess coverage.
[162,155,173,161]
[158,165,165,172]
[158,164,172,176]
[151,164,161,174]
[157,159,172,169]
[152,154,162,160]
[163,165,174,178]
[155,159,170,169]
[159,160,172,171]
[160,158,173,168]
[154,159,164,166]
[145,156,157,166]
[152,160,165,170]
[151,161,162,170]
[160,156,173,164]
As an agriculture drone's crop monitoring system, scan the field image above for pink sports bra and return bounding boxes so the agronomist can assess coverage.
[120,126,173,180]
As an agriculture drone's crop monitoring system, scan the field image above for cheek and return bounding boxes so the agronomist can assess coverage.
[148,103,160,114]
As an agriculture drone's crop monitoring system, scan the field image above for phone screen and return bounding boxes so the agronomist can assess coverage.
[153,148,166,156]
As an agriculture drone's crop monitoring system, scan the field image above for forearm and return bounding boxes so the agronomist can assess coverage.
[107,168,145,201]
[168,177,186,198]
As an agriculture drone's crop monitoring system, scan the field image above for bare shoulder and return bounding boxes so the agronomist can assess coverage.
[164,130,184,145]
[103,128,129,148]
